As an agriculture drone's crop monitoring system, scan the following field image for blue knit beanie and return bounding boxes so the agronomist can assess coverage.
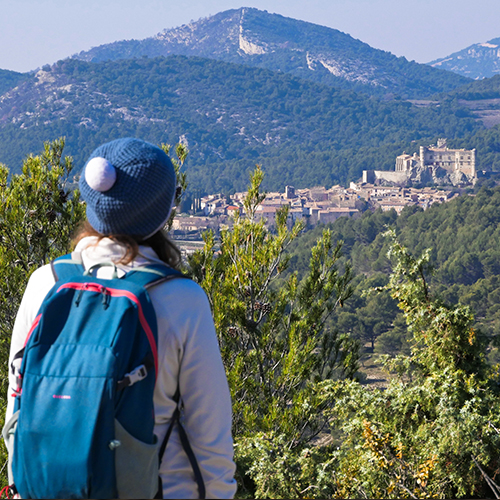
[80,138,176,239]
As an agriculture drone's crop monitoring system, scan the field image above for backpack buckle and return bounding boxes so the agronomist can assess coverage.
[117,365,148,390]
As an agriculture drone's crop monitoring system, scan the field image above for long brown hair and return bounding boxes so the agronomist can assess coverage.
[73,221,182,270]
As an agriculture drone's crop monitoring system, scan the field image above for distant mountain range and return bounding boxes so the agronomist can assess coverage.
[71,7,469,98]
[2,8,500,194]
[430,38,500,80]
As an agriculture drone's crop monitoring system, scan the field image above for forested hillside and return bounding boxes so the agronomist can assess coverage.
[288,185,500,359]
[0,69,26,95]
[0,56,488,193]
[443,73,500,99]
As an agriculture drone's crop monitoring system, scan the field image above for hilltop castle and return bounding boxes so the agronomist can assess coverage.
[363,139,477,187]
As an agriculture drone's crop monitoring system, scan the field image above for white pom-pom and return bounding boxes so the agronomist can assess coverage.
[85,157,117,192]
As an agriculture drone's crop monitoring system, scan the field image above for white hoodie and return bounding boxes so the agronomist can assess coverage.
[6,236,237,499]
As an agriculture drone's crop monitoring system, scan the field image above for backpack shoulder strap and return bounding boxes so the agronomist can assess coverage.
[50,252,85,282]
[124,265,189,289]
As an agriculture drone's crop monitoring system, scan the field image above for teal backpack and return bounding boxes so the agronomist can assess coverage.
[3,254,205,499]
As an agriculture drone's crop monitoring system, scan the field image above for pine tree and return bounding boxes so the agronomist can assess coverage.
[188,167,360,497]
[0,139,85,485]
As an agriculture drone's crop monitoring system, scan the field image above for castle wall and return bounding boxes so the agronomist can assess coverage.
[363,170,375,183]
[374,171,408,184]
[395,154,420,172]
[460,149,476,177]
[420,145,476,178]
[364,140,476,188]
[363,170,408,185]
[396,155,410,171]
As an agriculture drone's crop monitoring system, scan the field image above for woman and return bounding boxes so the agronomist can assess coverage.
[6,138,236,499]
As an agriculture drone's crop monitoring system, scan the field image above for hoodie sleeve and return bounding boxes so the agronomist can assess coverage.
[150,278,237,499]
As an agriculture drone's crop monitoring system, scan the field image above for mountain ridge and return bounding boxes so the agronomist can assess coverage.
[71,7,469,98]
[429,38,500,80]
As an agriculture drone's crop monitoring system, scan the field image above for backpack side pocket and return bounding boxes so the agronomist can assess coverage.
[115,419,159,499]
[2,410,20,486]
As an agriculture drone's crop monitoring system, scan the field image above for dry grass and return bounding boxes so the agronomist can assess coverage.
[359,344,389,389]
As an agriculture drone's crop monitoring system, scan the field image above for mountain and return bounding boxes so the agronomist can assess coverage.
[72,7,469,98]
[0,55,486,194]
[429,38,500,80]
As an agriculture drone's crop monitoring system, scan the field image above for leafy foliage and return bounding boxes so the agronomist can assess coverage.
[234,432,338,499]
[325,233,500,499]
[286,186,500,356]
[188,168,360,497]
[0,138,85,341]
[232,234,500,498]
[159,142,188,230]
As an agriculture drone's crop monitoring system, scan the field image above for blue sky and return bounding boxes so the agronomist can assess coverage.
[2,0,500,72]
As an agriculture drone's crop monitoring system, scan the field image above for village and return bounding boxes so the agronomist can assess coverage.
[172,139,473,239]
[172,182,460,238]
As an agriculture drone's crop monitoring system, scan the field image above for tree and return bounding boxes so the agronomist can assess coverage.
[225,230,500,498]
[374,314,412,356]
[188,167,360,497]
[325,230,500,499]
[0,138,85,345]
[159,142,188,230]
[0,138,85,484]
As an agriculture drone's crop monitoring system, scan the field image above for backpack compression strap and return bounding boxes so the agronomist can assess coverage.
[156,387,206,500]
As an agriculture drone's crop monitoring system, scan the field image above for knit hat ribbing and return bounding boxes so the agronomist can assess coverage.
[79,138,176,239]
